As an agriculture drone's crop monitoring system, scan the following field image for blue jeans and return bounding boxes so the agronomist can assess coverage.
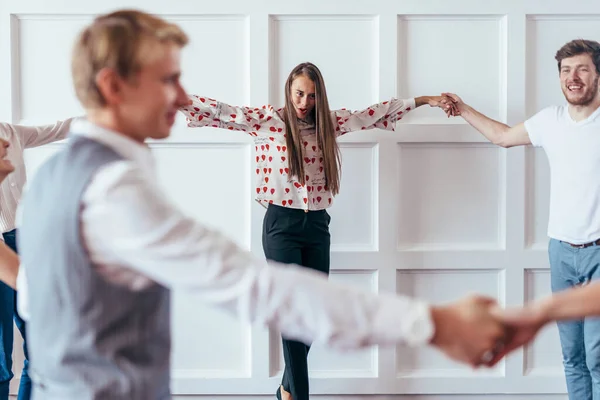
[0,229,30,400]
[550,238,600,400]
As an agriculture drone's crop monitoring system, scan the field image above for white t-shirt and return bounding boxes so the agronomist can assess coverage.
[525,104,600,244]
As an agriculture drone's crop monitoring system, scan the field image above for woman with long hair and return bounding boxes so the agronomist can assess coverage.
[181,62,455,400]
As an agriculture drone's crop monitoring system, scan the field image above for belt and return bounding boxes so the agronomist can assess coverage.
[564,238,600,248]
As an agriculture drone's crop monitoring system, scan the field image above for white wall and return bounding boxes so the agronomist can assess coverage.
[1,0,598,398]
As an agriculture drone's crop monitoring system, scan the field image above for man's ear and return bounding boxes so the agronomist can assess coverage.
[95,68,123,106]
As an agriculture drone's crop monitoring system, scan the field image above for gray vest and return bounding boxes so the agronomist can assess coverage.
[18,136,171,400]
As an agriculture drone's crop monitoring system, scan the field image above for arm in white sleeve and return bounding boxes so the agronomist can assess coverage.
[82,162,435,349]
[7,117,77,148]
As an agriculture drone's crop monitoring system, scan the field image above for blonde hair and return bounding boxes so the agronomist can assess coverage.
[71,9,188,108]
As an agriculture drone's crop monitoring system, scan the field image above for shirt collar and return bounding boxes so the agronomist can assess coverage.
[70,119,155,171]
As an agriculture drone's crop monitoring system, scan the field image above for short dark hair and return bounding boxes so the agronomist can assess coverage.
[555,39,600,75]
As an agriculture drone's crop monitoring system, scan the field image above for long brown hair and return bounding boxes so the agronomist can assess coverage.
[282,62,341,195]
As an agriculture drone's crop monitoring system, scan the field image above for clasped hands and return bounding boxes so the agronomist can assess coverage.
[426,93,466,117]
[429,295,548,368]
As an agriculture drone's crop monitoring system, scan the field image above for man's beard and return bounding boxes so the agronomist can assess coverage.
[563,76,600,106]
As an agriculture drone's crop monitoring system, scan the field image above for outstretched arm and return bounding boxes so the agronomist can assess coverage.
[6,117,77,148]
[180,95,285,136]
[77,162,505,367]
[488,282,600,365]
[443,93,531,148]
[334,95,455,135]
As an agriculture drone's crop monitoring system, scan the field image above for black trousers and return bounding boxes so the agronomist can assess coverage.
[262,204,331,400]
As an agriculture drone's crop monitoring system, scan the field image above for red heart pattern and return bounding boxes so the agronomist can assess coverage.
[192,96,412,211]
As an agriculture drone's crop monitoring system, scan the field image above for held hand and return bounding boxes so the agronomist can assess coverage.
[440,92,467,117]
[484,304,549,366]
[427,95,460,117]
[430,295,506,367]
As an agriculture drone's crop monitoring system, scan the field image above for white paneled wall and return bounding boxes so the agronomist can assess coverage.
[1,0,598,398]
